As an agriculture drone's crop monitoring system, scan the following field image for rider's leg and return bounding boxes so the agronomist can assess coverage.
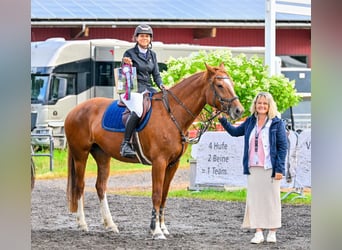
[120,111,139,158]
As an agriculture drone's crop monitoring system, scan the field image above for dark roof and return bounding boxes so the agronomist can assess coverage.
[31,0,311,22]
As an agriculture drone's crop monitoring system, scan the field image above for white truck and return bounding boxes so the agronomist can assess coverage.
[31,37,264,148]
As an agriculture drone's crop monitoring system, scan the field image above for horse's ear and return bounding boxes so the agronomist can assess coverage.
[219,62,225,69]
[205,63,214,73]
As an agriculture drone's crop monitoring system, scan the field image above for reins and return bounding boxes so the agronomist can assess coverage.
[151,88,189,167]
[157,88,190,143]
[187,107,219,144]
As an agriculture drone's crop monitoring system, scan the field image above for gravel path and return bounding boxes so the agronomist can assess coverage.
[31,168,311,249]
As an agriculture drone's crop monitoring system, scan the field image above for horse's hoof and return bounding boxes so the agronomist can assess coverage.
[161,227,170,235]
[79,224,89,232]
[103,220,119,233]
[107,224,119,233]
[152,232,166,240]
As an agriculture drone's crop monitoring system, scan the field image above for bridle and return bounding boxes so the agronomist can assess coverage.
[155,74,239,145]
[209,75,239,114]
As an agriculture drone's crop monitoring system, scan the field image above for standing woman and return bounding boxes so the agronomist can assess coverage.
[120,24,166,158]
[217,92,287,244]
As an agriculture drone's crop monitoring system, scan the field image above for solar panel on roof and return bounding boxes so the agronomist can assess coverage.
[31,0,311,21]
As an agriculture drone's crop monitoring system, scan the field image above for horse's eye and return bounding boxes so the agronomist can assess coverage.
[217,84,224,89]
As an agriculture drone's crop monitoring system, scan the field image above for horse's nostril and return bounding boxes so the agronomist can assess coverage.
[236,107,244,116]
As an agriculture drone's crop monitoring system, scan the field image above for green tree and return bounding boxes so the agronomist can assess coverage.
[161,49,301,119]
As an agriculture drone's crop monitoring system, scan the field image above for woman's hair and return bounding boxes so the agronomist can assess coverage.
[250,92,278,119]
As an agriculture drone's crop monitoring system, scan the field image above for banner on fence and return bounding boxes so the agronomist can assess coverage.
[191,130,311,188]
[191,132,245,186]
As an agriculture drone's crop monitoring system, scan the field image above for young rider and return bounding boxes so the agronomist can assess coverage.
[120,24,166,158]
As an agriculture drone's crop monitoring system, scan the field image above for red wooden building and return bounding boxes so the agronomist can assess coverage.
[31,0,311,67]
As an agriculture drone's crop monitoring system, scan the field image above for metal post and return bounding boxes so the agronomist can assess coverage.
[265,0,276,76]
[49,134,54,171]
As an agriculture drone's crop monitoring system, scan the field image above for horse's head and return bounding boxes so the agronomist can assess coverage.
[205,63,244,120]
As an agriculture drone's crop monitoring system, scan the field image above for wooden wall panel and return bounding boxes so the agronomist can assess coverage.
[31,27,310,66]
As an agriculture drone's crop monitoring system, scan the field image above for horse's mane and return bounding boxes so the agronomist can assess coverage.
[170,65,227,91]
[170,70,205,91]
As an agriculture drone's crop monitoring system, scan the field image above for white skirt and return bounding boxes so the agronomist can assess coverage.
[242,167,282,229]
[120,92,144,117]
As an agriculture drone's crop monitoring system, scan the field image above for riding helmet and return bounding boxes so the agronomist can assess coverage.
[134,24,153,38]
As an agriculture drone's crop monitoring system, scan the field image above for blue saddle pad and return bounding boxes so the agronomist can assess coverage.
[101,100,151,132]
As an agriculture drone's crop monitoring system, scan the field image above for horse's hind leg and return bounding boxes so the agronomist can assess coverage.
[90,145,119,233]
[74,164,88,231]
[160,161,180,236]
[67,147,89,231]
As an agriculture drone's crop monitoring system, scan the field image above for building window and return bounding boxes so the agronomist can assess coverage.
[279,55,308,68]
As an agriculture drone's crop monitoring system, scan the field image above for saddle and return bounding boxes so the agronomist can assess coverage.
[117,92,153,165]
[118,92,152,125]
[102,92,153,133]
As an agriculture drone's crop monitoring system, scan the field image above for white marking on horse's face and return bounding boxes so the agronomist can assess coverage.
[223,77,235,95]
[223,78,233,88]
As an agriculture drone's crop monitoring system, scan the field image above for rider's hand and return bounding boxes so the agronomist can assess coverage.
[122,57,132,65]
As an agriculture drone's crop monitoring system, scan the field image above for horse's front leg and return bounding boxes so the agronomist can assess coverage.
[150,207,165,239]
[150,161,167,239]
[159,206,169,235]
[160,161,180,236]
[99,193,119,233]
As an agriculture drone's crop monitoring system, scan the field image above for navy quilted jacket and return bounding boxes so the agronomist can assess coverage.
[218,115,288,178]
[123,44,163,93]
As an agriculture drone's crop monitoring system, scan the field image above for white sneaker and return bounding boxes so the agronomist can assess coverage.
[251,231,264,244]
[266,231,277,243]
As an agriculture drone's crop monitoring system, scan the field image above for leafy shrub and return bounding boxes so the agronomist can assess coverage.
[161,49,301,118]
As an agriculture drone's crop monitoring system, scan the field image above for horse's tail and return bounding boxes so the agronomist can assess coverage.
[67,147,78,212]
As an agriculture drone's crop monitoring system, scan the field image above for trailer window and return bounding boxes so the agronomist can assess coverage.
[95,62,114,86]
[48,74,76,104]
[31,75,49,104]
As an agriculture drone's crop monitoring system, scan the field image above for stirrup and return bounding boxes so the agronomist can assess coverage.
[120,142,136,158]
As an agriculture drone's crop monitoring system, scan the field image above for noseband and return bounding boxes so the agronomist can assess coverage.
[210,75,239,113]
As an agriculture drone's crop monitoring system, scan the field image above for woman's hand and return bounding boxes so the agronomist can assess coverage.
[274,173,283,180]
[213,109,223,119]
[122,57,132,65]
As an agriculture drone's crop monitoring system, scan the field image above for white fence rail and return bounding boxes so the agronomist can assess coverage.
[293,114,311,130]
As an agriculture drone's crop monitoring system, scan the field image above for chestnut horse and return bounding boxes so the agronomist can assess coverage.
[65,63,244,239]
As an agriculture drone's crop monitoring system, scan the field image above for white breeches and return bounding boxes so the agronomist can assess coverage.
[120,92,143,117]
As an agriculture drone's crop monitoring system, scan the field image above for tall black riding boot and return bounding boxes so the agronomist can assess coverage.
[120,112,140,158]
